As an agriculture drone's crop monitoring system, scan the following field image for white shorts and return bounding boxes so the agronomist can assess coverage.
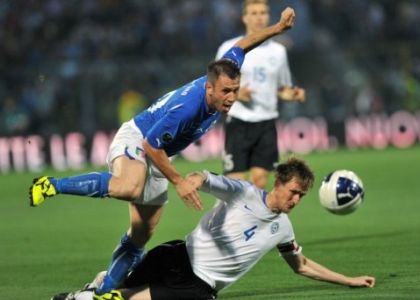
[106,120,169,206]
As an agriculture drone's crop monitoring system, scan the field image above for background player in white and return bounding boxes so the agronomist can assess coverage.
[30,7,297,299]
[52,158,375,300]
[216,0,305,189]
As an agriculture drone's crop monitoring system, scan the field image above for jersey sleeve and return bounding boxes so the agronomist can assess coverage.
[200,171,247,202]
[275,215,301,257]
[277,240,302,257]
[220,47,245,69]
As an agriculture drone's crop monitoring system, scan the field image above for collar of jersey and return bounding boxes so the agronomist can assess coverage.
[261,190,268,207]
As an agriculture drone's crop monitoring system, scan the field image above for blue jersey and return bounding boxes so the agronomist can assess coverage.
[134,47,245,157]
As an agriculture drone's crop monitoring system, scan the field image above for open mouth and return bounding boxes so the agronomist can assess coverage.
[222,104,232,111]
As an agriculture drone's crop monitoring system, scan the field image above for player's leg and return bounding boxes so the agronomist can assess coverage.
[250,167,270,189]
[124,240,216,300]
[96,161,168,295]
[30,155,146,206]
[217,117,251,207]
[30,171,113,206]
[95,194,162,295]
[249,119,278,189]
[223,117,252,178]
[30,121,147,206]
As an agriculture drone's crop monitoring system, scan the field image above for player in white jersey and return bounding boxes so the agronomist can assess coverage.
[52,158,375,300]
[216,0,305,189]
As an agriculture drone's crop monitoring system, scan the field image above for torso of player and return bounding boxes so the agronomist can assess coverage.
[216,37,292,122]
[186,175,295,291]
[133,76,220,157]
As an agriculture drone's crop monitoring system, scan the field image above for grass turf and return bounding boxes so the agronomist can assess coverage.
[0,146,419,299]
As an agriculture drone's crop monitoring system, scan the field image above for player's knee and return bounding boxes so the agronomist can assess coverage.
[254,179,267,189]
[252,175,268,189]
[111,181,143,201]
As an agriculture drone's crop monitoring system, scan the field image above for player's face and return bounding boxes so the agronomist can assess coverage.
[271,178,306,214]
[206,73,240,114]
[243,3,270,34]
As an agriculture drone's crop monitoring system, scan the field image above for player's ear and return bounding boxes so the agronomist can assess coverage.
[242,14,247,25]
[205,80,214,95]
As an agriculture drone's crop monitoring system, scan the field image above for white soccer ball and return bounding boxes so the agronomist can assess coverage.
[319,170,364,215]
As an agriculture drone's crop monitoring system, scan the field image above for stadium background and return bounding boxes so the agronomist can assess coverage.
[1,0,420,173]
[0,1,420,299]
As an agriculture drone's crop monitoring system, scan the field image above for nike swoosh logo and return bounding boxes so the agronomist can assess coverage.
[169,103,184,111]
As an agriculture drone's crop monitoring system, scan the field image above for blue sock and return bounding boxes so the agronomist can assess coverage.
[49,172,111,198]
[96,234,145,295]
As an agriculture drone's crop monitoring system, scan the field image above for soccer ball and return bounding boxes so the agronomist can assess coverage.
[319,170,364,215]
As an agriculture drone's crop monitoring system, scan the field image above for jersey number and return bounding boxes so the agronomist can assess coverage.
[253,67,266,82]
[244,225,258,241]
[147,90,176,113]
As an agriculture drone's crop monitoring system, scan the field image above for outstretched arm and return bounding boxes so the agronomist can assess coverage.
[143,140,203,211]
[235,7,295,54]
[186,171,246,202]
[283,253,375,288]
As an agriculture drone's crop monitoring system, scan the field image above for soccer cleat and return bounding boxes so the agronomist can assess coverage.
[30,176,57,207]
[50,288,95,300]
[51,292,71,300]
[93,290,124,300]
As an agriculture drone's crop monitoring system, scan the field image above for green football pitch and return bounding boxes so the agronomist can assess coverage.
[1,146,419,299]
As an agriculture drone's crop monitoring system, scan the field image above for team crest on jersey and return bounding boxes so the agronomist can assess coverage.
[271,222,279,234]
[162,132,173,144]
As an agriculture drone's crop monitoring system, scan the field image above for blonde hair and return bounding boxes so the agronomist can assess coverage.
[242,0,268,15]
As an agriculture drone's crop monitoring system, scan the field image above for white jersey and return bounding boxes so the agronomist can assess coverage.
[185,172,301,291]
[216,37,292,122]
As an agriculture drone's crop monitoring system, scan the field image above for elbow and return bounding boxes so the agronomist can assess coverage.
[293,256,310,275]
[294,266,307,275]
[290,263,305,275]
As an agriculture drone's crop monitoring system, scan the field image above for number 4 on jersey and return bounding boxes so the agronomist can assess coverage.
[147,90,176,113]
[244,225,257,241]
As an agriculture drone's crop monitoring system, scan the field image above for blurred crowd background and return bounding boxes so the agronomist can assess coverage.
[1,0,420,137]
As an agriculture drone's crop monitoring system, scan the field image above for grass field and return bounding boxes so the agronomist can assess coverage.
[1,146,420,299]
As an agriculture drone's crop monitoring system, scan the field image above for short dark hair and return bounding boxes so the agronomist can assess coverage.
[275,157,315,191]
[207,59,241,84]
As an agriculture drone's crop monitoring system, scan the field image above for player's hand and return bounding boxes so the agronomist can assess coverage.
[348,276,376,288]
[175,179,203,211]
[186,172,206,189]
[278,7,295,31]
[294,87,305,102]
[238,86,252,102]
[278,86,305,102]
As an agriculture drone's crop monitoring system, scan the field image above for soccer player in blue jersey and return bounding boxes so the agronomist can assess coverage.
[30,7,297,300]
